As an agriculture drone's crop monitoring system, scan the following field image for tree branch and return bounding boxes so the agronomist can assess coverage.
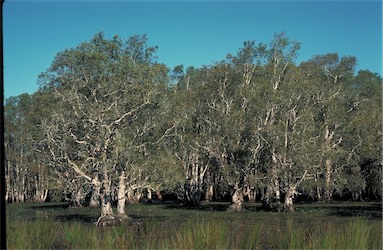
[65,155,93,182]
[110,98,151,128]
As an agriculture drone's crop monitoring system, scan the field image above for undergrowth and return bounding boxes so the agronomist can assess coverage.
[6,202,383,249]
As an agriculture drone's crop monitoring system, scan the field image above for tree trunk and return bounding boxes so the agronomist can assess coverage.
[156,187,163,202]
[227,187,245,212]
[35,164,48,202]
[204,170,214,202]
[95,172,129,226]
[34,174,46,203]
[284,186,295,212]
[127,186,138,204]
[205,184,214,202]
[5,161,11,202]
[72,187,86,208]
[184,153,207,206]
[314,173,322,201]
[96,181,117,226]
[89,176,101,208]
[100,194,113,216]
[324,159,332,202]
[100,172,114,216]
[14,163,21,203]
[184,180,202,206]
[19,174,26,203]
[116,171,128,219]
[127,188,134,204]
[270,150,282,210]
[262,186,272,210]
[184,181,195,206]
[274,179,281,204]
[147,187,152,203]
[186,76,190,91]
[245,186,256,203]
[36,175,42,202]
[42,189,49,202]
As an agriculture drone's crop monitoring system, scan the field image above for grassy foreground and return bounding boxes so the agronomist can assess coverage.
[6,202,382,249]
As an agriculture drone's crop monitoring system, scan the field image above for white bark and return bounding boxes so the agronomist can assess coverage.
[205,184,214,202]
[34,166,49,203]
[89,176,101,208]
[284,186,295,212]
[42,189,49,202]
[156,187,163,201]
[73,186,86,208]
[147,186,152,203]
[178,152,208,206]
[100,172,113,216]
[325,159,332,202]
[244,185,256,203]
[227,187,245,212]
[5,161,11,202]
[116,171,127,218]
[127,186,138,204]
[19,174,26,203]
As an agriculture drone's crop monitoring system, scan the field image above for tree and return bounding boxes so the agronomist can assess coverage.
[297,53,367,202]
[39,32,170,225]
[4,93,54,203]
[5,31,381,218]
[346,70,382,200]
[236,33,304,211]
[4,94,32,203]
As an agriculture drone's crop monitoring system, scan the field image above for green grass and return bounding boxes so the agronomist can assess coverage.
[6,201,383,249]
[7,219,59,249]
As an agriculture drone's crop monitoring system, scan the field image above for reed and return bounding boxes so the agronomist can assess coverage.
[6,202,382,249]
[7,220,32,250]
[169,220,230,249]
[7,219,59,249]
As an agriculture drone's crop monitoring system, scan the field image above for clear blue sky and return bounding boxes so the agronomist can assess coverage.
[4,0,382,99]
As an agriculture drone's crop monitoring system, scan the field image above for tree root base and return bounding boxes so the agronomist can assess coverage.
[227,202,246,212]
[95,213,130,226]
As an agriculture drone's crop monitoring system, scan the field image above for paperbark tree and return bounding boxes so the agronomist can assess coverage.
[344,70,382,200]
[227,33,304,211]
[39,32,168,225]
[298,53,363,202]
[5,31,381,214]
[4,93,54,203]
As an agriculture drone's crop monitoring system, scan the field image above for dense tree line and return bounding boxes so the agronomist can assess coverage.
[4,32,381,222]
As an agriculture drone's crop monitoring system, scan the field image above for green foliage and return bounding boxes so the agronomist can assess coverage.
[7,219,59,249]
[4,31,382,209]
[6,202,382,249]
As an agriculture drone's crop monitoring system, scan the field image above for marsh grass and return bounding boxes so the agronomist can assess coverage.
[170,220,230,249]
[7,219,59,249]
[6,202,383,249]
[265,217,382,250]
[231,222,263,249]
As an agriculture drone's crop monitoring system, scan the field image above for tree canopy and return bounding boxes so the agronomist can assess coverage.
[4,32,382,220]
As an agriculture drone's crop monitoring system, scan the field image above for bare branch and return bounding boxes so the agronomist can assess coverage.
[69,130,89,145]
[346,99,369,113]
[110,98,151,127]
[65,155,93,182]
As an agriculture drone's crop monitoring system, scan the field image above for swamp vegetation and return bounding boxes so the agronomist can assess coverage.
[6,201,382,249]
[4,32,382,246]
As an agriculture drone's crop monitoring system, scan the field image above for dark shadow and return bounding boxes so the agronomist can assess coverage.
[161,201,382,219]
[162,201,264,212]
[292,202,382,220]
[163,202,230,211]
[127,214,169,223]
[54,213,98,223]
[29,202,70,210]
[326,203,382,220]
